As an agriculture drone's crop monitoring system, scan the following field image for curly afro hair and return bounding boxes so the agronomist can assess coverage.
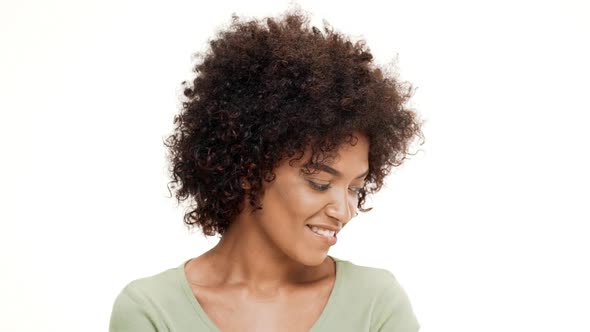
[165,11,422,236]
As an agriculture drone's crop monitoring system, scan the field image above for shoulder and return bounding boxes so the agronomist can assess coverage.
[109,262,188,332]
[122,265,181,300]
[334,258,402,296]
[333,258,420,331]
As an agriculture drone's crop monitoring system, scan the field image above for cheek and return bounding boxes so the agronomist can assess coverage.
[270,182,322,220]
[292,191,324,218]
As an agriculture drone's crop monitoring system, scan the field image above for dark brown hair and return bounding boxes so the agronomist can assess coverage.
[165,11,422,236]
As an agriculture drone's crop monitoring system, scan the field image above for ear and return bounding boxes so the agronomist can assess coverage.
[239,177,252,190]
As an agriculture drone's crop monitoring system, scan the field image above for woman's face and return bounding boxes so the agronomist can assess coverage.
[253,133,370,266]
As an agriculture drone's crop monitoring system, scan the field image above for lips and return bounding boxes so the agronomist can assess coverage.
[306,225,336,237]
[305,223,341,234]
[305,224,338,246]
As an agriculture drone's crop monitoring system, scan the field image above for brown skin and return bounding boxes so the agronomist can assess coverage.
[184,133,369,331]
[166,12,422,238]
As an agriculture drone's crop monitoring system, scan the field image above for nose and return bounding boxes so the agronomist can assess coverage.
[325,187,356,224]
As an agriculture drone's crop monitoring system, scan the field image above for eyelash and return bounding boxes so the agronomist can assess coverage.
[308,181,363,195]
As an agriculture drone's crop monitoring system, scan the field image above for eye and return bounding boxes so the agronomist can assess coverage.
[308,181,331,192]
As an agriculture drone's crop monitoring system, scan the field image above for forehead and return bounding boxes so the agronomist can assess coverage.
[282,134,370,175]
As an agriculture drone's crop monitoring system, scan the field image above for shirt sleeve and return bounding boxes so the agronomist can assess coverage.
[109,285,160,332]
[372,271,420,332]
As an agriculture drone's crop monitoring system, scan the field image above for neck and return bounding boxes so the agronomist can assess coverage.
[205,213,331,291]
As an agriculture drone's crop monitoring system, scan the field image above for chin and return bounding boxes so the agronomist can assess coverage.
[297,251,330,267]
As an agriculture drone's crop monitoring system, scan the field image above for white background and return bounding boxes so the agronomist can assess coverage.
[1,0,589,331]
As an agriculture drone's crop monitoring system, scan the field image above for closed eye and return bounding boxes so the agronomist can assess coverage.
[308,181,330,192]
[308,181,363,195]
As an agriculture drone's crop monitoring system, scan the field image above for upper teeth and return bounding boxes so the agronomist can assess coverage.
[309,225,336,237]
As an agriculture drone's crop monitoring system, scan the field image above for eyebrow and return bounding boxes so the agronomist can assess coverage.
[306,163,369,180]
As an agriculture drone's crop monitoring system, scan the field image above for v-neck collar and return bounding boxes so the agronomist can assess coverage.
[177,256,344,332]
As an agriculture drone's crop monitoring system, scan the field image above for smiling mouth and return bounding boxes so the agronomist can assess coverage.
[305,225,338,246]
[306,225,336,238]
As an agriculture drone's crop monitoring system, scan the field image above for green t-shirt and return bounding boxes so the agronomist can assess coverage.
[109,257,419,331]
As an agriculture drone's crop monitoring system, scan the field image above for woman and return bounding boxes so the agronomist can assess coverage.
[110,10,422,332]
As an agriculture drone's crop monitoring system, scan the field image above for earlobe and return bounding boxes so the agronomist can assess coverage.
[239,177,252,190]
